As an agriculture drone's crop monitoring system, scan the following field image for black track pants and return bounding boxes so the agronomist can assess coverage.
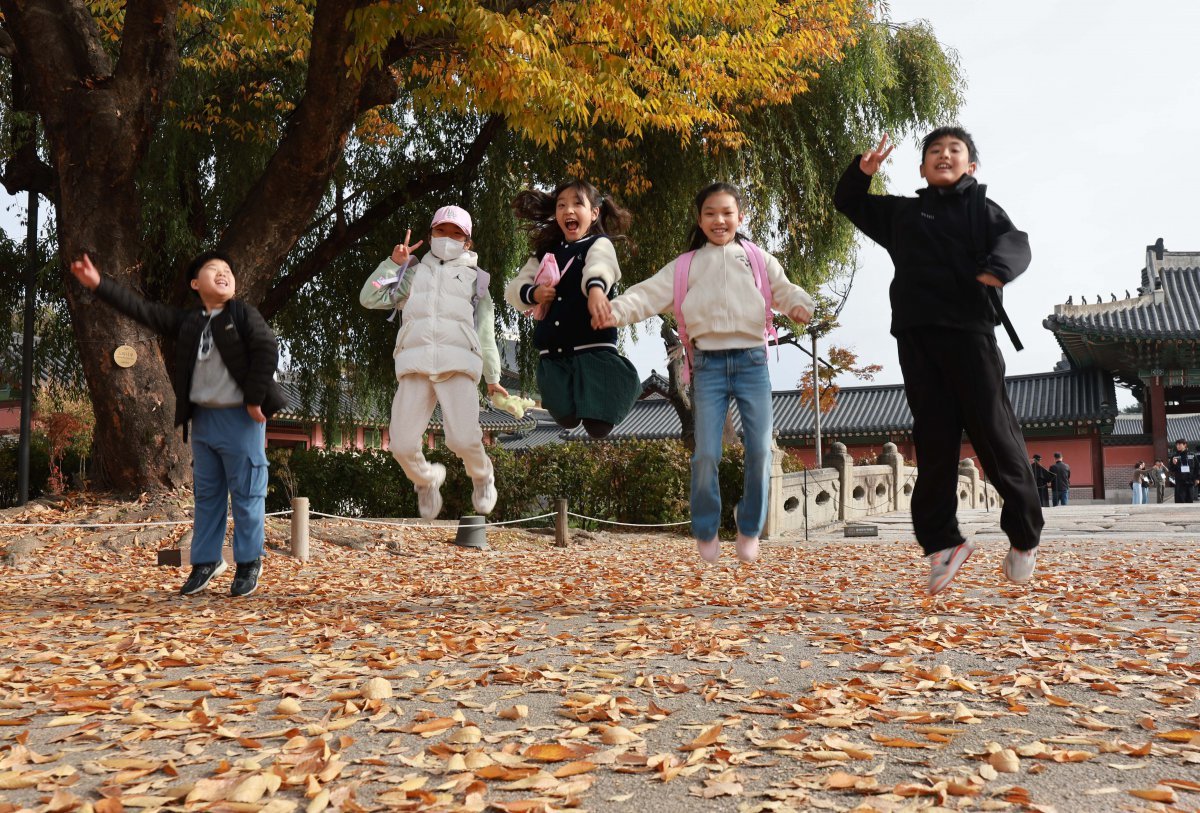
[897,328,1044,555]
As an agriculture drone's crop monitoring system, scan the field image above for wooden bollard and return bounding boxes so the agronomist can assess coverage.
[555,498,568,547]
[291,497,310,561]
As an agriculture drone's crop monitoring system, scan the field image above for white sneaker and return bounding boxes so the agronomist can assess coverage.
[926,541,976,595]
[472,472,497,515]
[695,537,720,563]
[735,533,760,563]
[416,463,447,519]
[1003,546,1038,584]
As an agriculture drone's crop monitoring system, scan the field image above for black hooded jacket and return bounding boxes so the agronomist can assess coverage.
[833,157,1031,336]
[95,278,285,432]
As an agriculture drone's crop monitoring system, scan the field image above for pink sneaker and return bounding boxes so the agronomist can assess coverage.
[735,533,760,563]
[695,537,720,563]
[926,541,976,595]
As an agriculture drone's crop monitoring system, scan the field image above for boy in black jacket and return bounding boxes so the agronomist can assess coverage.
[70,251,285,597]
[834,127,1043,595]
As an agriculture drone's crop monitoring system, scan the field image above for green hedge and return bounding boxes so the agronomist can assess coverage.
[267,439,801,533]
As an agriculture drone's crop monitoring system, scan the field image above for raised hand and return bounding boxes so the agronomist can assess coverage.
[69,253,101,291]
[390,229,424,266]
[859,134,895,177]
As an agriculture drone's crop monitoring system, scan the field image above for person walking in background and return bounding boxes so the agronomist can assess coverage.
[1130,461,1149,505]
[1049,452,1071,507]
[1150,460,1169,504]
[1031,453,1051,508]
[1169,440,1195,504]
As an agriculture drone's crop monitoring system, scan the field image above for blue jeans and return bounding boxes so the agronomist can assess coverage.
[1052,489,1069,506]
[191,406,269,566]
[1131,483,1148,504]
[690,347,773,541]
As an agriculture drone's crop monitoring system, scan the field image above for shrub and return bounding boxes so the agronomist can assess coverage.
[0,434,51,508]
[267,438,785,534]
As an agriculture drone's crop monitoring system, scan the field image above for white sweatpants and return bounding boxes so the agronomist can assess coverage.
[389,373,493,486]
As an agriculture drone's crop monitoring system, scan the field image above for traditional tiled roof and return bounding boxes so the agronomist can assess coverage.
[1113,414,1200,440]
[1044,253,1200,342]
[495,414,569,451]
[561,368,1117,442]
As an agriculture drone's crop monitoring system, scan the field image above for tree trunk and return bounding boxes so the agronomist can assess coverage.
[2,0,189,491]
[660,319,695,451]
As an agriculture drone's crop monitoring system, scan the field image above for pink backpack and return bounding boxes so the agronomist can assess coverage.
[529,254,575,320]
[672,240,778,383]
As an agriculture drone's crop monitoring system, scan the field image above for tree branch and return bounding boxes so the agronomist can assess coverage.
[258,114,506,318]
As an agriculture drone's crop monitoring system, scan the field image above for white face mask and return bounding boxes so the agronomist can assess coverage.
[431,236,466,261]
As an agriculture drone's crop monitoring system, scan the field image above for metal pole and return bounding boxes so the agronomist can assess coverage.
[812,331,822,469]
[16,190,39,506]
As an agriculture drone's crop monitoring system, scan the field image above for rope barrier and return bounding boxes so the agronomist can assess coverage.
[565,512,691,528]
[307,510,558,530]
[0,509,293,530]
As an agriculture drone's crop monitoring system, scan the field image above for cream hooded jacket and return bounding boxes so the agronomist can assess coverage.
[359,250,501,385]
[609,241,814,350]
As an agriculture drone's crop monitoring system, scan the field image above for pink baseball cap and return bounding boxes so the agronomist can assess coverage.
[431,205,473,238]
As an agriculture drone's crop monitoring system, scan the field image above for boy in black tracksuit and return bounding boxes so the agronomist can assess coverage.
[834,127,1043,595]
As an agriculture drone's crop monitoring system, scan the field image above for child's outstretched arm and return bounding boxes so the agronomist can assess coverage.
[597,260,676,329]
[833,134,899,249]
[238,304,280,423]
[474,292,506,396]
[70,253,185,336]
[360,231,422,310]
[763,253,815,324]
[977,201,1031,288]
[504,256,544,313]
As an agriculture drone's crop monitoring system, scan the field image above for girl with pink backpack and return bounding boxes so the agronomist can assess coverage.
[595,183,814,564]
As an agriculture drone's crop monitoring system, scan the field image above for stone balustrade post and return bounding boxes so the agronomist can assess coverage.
[877,442,904,511]
[826,441,853,521]
[764,433,784,540]
[959,458,980,508]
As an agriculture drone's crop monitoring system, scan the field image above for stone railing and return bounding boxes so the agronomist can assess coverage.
[764,441,1001,538]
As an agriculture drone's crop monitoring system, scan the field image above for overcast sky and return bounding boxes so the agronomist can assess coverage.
[623,0,1200,408]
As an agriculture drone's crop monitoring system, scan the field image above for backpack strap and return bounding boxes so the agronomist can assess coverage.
[673,251,697,384]
[741,240,780,362]
[472,268,491,330]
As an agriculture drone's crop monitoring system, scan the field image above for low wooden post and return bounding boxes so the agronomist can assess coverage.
[555,499,568,547]
[291,497,310,561]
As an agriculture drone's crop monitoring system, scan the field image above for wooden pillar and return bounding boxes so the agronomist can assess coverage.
[1091,429,1105,500]
[1147,377,1168,460]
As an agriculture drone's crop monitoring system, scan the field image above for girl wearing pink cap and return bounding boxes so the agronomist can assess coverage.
[504,180,640,437]
[360,205,507,520]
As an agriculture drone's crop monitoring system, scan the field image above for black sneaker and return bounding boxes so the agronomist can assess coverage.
[230,559,262,597]
[179,560,228,596]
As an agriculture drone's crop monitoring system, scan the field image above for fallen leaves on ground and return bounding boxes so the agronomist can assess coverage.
[0,494,1198,812]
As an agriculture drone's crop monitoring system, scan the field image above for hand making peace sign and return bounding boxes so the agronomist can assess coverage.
[390,229,424,266]
[859,134,895,177]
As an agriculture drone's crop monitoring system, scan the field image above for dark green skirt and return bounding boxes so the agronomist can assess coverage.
[537,350,640,427]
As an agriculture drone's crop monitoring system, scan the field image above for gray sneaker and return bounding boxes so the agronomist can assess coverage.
[1002,546,1037,584]
[416,463,447,519]
[180,559,228,596]
[230,559,262,597]
[926,541,975,595]
[472,473,497,515]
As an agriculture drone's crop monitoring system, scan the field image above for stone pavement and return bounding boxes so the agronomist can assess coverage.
[793,503,1200,544]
